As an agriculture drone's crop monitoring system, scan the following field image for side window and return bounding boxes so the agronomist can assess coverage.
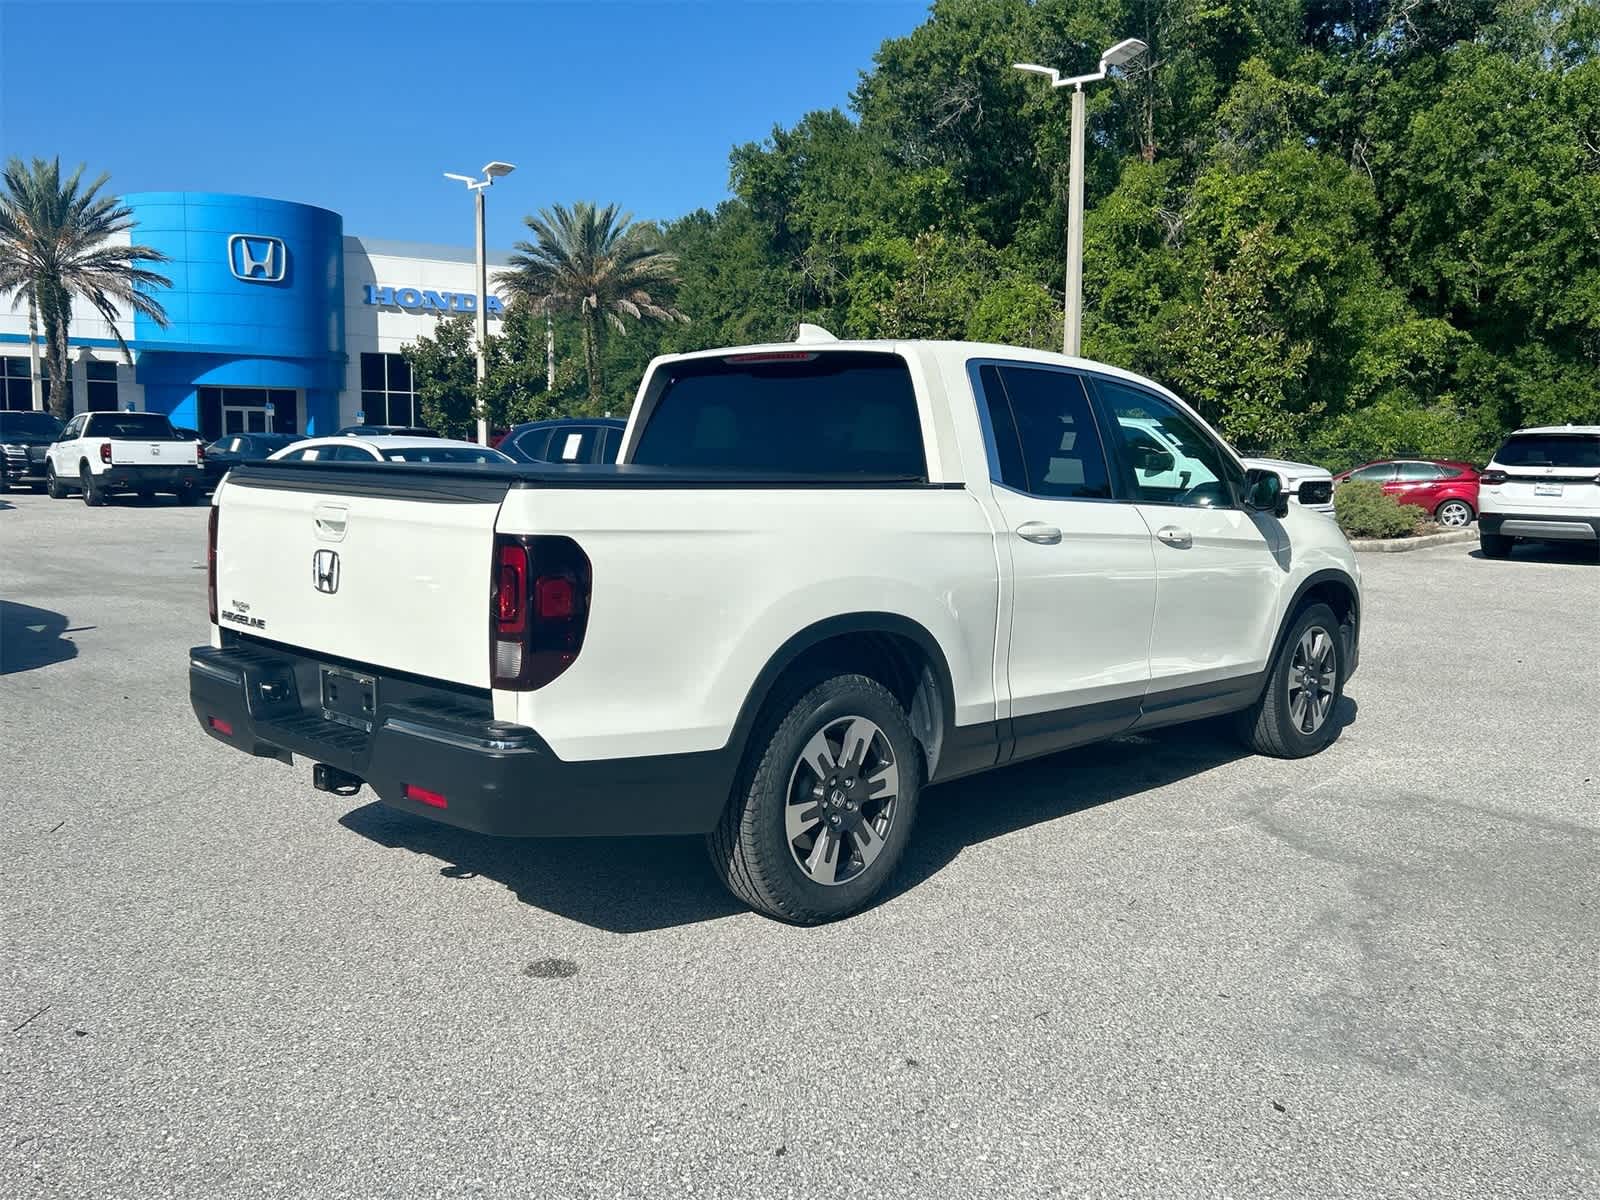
[977,364,1110,500]
[1397,461,1442,481]
[277,447,312,462]
[553,427,592,463]
[514,429,552,461]
[599,426,621,463]
[1096,380,1239,509]
[60,416,85,441]
[1350,464,1395,482]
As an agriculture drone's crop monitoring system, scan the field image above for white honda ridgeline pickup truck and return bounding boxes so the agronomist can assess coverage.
[191,334,1361,922]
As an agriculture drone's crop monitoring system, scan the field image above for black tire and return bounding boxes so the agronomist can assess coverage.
[45,464,66,499]
[1237,602,1346,759]
[0,471,12,494]
[1478,530,1513,559]
[177,479,204,505]
[80,464,105,506]
[708,673,922,923]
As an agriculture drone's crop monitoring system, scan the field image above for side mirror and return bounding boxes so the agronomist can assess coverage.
[1245,468,1290,518]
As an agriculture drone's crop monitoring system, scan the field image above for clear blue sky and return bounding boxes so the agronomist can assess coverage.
[1,0,929,248]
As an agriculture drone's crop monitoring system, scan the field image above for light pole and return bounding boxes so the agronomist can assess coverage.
[1015,38,1148,358]
[444,161,516,443]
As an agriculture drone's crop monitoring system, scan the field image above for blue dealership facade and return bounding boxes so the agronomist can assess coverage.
[0,191,509,439]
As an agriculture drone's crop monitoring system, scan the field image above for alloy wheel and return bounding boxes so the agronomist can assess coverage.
[784,715,900,887]
[1437,501,1471,527]
[1286,627,1337,735]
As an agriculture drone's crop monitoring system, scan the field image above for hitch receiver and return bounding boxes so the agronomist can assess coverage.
[312,763,365,797]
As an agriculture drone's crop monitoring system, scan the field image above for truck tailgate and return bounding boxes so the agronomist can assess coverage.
[215,467,506,688]
[111,439,198,467]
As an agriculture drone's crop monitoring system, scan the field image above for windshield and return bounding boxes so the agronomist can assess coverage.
[86,413,180,439]
[381,446,511,464]
[0,412,63,438]
[1495,434,1600,469]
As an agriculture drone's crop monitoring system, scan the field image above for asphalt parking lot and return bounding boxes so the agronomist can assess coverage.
[2,491,1596,1199]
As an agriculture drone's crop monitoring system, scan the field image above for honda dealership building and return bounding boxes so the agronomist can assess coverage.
[0,192,509,439]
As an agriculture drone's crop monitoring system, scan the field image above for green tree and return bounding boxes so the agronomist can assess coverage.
[497,202,686,404]
[0,157,171,418]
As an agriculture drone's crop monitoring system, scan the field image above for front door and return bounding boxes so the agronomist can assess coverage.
[223,405,271,435]
[971,362,1157,760]
[1091,376,1282,699]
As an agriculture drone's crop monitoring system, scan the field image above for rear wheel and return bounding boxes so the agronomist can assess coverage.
[1435,499,1473,528]
[79,464,105,506]
[1479,530,1513,559]
[177,478,204,505]
[709,673,921,923]
[1237,603,1345,759]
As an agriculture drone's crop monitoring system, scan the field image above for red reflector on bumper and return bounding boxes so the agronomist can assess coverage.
[208,716,233,737]
[404,783,448,809]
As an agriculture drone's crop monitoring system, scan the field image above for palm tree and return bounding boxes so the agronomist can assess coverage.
[0,157,172,419]
[497,202,685,404]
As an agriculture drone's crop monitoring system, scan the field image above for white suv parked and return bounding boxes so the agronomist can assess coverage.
[1477,426,1600,559]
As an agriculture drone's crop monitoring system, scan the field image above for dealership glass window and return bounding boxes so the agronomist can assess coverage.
[85,361,118,411]
[1,358,33,412]
[197,386,299,441]
[359,352,419,426]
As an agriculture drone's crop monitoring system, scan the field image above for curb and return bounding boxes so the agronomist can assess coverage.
[1350,528,1478,554]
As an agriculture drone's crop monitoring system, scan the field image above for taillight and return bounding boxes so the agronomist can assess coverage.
[1480,470,1508,486]
[207,716,233,737]
[207,506,219,624]
[99,441,111,464]
[196,442,205,462]
[490,534,591,690]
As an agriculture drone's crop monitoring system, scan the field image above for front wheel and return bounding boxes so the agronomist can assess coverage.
[46,464,66,499]
[1479,530,1513,559]
[1237,602,1346,759]
[708,674,921,923]
[1435,499,1474,528]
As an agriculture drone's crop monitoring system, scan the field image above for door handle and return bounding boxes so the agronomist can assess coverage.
[1156,525,1192,548]
[1015,522,1062,545]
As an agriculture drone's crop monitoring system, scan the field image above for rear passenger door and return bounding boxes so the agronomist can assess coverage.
[971,362,1157,758]
[1090,377,1281,697]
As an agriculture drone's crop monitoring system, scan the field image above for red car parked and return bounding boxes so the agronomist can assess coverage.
[1334,459,1481,527]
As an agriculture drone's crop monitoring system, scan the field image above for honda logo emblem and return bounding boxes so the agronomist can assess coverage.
[312,549,340,594]
[228,233,287,282]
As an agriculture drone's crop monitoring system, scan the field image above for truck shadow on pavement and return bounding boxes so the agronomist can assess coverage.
[338,699,1357,933]
[0,600,84,674]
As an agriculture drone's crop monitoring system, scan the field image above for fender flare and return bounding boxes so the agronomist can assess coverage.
[1268,568,1361,678]
[725,611,959,770]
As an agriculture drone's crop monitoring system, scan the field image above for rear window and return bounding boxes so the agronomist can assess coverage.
[631,352,927,479]
[85,413,179,440]
[1495,434,1600,469]
[0,412,62,438]
[381,447,510,464]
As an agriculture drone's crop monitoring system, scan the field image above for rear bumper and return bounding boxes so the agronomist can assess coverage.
[189,642,734,837]
[100,465,203,490]
[1479,511,1600,541]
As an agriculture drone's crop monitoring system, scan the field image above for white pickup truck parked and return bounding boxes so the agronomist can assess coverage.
[191,336,1361,922]
[47,410,204,504]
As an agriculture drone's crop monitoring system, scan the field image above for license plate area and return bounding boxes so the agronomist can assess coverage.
[1535,483,1563,497]
[320,666,376,733]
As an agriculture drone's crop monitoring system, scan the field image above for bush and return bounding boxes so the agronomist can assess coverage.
[1334,480,1428,539]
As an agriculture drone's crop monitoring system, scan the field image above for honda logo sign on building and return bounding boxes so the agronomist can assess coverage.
[228,234,287,282]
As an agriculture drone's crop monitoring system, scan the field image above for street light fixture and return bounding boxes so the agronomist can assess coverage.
[444,160,517,444]
[1015,38,1149,357]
